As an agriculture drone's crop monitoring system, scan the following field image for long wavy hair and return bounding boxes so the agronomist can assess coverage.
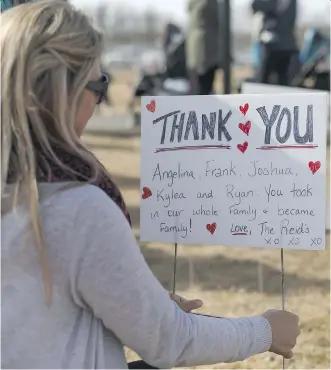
[1,0,104,305]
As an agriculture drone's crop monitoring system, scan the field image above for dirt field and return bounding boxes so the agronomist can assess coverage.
[83,68,330,369]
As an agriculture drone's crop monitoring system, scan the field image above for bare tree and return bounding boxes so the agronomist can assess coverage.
[100,3,165,45]
[143,8,160,45]
[95,1,109,32]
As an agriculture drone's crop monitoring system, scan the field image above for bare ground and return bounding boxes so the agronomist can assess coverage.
[82,67,330,369]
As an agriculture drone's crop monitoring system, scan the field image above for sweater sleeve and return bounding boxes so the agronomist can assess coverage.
[71,186,272,368]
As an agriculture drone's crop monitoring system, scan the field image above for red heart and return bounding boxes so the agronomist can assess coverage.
[237,141,248,153]
[146,99,156,113]
[142,187,152,199]
[238,121,251,136]
[308,161,321,174]
[239,103,249,115]
[206,222,217,235]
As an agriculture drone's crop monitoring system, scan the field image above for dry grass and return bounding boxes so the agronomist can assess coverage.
[83,67,330,369]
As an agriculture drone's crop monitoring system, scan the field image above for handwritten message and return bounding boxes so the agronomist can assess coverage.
[140,94,328,250]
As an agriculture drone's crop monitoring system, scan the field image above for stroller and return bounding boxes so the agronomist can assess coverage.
[238,28,330,92]
[130,23,192,126]
[289,28,330,91]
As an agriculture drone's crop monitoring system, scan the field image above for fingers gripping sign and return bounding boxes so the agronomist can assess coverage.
[169,293,203,313]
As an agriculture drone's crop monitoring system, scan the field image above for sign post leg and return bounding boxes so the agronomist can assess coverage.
[172,243,178,294]
[189,257,195,290]
[281,248,286,369]
[258,261,264,293]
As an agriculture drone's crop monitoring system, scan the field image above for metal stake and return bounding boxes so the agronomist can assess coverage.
[172,243,178,294]
[281,248,286,369]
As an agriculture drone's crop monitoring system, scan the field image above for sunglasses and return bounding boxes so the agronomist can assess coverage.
[86,73,109,105]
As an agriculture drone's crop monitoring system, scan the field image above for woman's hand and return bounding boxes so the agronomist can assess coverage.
[169,293,203,312]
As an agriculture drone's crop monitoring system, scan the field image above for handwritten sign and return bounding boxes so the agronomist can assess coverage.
[242,83,331,232]
[140,94,328,250]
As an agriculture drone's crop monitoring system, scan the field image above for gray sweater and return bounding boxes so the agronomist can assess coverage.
[1,183,272,369]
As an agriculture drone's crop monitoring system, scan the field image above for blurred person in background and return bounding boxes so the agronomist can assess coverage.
[162,22,188,79]
[163,22,182,52]
[186,0,223,95]
[252,0,297,86]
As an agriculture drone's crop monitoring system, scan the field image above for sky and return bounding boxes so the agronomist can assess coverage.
[72,0,330,26]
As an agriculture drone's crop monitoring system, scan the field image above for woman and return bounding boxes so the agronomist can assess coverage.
[1,1,300,369]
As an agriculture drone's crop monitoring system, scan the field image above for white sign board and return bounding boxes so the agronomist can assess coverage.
[242,82,330,231]
[241,82,330,97]
[141,94,328,250]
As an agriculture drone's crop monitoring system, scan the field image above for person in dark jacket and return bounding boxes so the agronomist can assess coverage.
[252,0,297,86]
[163,22,188,79]
[163,22,182,52]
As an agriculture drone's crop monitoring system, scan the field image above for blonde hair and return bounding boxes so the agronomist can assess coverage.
[1,0,104,305]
